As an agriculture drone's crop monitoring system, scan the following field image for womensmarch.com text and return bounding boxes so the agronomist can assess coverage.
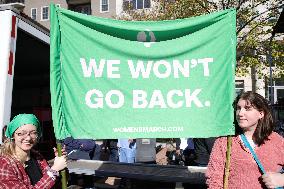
[113,126,184,133]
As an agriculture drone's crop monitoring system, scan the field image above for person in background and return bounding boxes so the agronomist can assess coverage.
[63,136,98,188]
[0,114,67,188]
[99,139,119,186]
[117,138,136,189]
[176,138,195,166]
[63,136,97,160]
[207,91,284,189]
[118,138,136,163]
[102,139,118,162]
[193,137,216,166]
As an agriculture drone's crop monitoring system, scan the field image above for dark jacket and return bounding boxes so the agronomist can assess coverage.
[63,137,96,160]
[193,137,216,166]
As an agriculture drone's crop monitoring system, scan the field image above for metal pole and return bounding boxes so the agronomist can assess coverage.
[268,33,274,105]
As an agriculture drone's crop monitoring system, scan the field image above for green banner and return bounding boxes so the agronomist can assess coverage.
[50,4,236,139]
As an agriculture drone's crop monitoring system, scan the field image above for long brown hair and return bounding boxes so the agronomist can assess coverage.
[235,91,274,145]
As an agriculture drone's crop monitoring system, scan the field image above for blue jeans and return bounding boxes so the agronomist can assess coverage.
[119,148,136,163]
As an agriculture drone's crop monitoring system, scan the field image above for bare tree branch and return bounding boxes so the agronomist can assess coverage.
[237,4,283,34]
[236,0,247,11]
[237,17,272,49]
[253,0,271,9]
[207,1,218,10]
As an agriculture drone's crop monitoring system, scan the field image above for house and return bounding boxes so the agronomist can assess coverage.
[1,0,152,29]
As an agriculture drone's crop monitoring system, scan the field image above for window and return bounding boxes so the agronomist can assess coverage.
[267,78,284,104]
[123,0,151,11]
[144,0,151,8]
[137,0,143,9]
[71,4,91,15]
[41,6,49,21]
[123,0,133,10]
[101,0,109,12]
[235,80,244,97]
[31,8,37,20]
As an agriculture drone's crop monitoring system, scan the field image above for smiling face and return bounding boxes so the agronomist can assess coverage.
[13,124,38,152]
[236,98,264,133]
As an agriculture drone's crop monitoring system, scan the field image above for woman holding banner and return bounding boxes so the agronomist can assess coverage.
[206,91,284,189]
[0,114,67,188]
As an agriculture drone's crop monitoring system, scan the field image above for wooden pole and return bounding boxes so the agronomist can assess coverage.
[56,141,67,189]
[223,136,232,189]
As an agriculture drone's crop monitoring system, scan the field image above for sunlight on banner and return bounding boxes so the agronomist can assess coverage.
[50,4,236,139]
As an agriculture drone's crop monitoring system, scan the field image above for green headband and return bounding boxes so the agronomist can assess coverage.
[5,114,41,139]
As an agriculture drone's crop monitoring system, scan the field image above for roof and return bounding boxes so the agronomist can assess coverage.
[0,3,49,36]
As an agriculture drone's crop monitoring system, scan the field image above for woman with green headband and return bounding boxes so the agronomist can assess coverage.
[0,114,67,188]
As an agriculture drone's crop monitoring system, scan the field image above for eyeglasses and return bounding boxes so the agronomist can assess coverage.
[15,131,38,138]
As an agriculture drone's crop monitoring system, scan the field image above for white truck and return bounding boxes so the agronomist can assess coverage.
[0,3,51,147]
